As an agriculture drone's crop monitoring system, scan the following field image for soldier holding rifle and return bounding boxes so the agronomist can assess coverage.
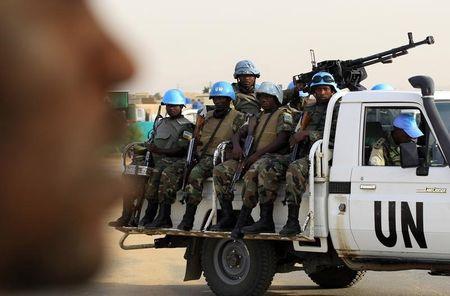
[109,89,193,227]
[213,82,294,237]
[280,72,340,236]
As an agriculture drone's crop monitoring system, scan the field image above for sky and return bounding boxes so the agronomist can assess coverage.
[88,0,450,93]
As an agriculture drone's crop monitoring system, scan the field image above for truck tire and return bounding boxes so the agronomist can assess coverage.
[307,265,366,288]
[202,238,276,296]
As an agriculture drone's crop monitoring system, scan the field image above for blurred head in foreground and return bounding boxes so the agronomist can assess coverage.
[0,0,134,289]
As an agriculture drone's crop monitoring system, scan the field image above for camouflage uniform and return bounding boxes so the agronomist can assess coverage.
[232,83,260,115]
[285,101,341,206]
[282,88,303,111]
[144,116,194,203]
[179,109,246,206]
[214,107,294,208]
[368,132,401,166]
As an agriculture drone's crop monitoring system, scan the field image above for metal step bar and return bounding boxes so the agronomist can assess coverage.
[117,223,316,250]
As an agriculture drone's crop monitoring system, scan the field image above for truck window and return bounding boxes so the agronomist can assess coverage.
[362,107,445,167]
[436,101,450,132]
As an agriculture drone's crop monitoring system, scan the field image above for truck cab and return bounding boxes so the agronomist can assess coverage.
[116,76,450,296]
[330,88,450,269]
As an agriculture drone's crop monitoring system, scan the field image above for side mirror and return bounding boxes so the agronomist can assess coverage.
[400,142,420,168]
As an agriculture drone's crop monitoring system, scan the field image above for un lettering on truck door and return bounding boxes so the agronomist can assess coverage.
[374,201,427,249]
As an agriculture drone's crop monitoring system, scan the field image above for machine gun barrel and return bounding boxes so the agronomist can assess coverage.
[347,33,434,68]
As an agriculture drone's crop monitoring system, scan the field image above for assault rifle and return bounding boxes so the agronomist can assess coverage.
[130,105,163,226]
[178,107,207,204]
[293,32,434,91]
[290,111,312,162]
[228,115,257,193]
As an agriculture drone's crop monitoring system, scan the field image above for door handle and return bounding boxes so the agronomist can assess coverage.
[360,184,376,190]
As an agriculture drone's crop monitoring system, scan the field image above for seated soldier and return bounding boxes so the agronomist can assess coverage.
[109,89,193,227]
[280,72,340,236]
[213,82,294,238]
[369,113,424,166]
[148,81,246,230]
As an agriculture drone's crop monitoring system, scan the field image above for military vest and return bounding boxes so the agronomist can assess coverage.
[232,83,260,115]
[153,116,191,150]
[254,107,286,152]
[199,109,239,156]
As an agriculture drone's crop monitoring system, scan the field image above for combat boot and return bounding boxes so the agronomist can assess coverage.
[145,202,172,229]
[241,202,275,234]
[230,206,253,239]
[279,204,301,236]
[139,200,159,226]
[108,198,133,227]
[177,203,198,231]
[211,200,235,231]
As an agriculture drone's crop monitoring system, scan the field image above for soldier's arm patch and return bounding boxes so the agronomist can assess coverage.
[373,137,386,149]
[283,113,293,125]
[183,131,193,140]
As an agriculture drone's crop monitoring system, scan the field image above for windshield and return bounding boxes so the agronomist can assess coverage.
[436,101,450,133]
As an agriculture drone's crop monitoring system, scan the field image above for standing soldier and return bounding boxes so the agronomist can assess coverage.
[150,81,246,230]
[279,72,340,236]
[213,82,294,238]
[232,59,261,115]
[109,89,194,227]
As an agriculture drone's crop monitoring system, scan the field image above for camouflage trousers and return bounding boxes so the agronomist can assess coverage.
[214,154,289,208]
[144,157,186,204]
[183,155,214,206]
[285,156,309,205]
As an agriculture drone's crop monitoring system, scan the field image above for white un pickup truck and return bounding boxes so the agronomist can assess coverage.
[116,75,450,296]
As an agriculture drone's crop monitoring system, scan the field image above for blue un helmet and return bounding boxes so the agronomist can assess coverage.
[233,60,260,78]
[287,81,295,90]
[209,81,236,101]
[393,113,424,138]
[309,71,339,92]
[162,89,186,105]
[371,83,394,91]
[256,82,283,104]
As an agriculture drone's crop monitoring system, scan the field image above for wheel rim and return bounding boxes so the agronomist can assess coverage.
[213,239,251,285]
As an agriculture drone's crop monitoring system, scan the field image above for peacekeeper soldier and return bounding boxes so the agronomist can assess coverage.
[213,82,294,238]
[108,89,194,227]
[280,72,340,236]
[232,59,261,115]
[138,89,195,227]
[369,113,423,166]
[150,81,246,231]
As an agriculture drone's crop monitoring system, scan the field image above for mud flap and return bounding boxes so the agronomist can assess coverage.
[183,237,203,281]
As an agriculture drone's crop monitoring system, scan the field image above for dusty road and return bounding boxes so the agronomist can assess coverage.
[30,205,445,296]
